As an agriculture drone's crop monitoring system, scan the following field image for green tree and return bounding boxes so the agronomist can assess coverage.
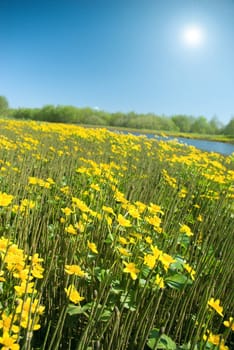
[171,115,195,133]
[209,116,222,135]
[222,117,234,136]
[0,96,9,115]
[190,116,211,134]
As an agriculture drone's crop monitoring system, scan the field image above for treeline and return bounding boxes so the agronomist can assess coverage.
[8,105,234,136]
[0,95,234,136]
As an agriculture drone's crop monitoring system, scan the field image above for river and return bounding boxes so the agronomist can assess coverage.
[117,130,234,155]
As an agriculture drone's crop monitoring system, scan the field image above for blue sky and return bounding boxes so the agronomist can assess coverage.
[0,0,234,125]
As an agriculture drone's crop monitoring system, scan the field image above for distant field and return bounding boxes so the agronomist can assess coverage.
[0,118,233,349]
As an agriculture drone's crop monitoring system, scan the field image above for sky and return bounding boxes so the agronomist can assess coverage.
[0,0,234,125]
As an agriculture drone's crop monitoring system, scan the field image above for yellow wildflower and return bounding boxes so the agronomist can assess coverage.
[0,331,19,350]
[145,236,153,244]
[184,263,196,280]
[118,247,132,257]
[197,214,203,222]
[74,221,85,233]
[223,317,234,331]
[65,224,77,235]
[179,224,193,237]
[72,197,89,212]
[0,312,19,333]
[128,205,141,219]
[65,265,86,277]
[123,261,139,280]
[203,332,229,350]
[65,284,85,304]
[117,214,132,227]
[155,274,165,289]
[87,240,98,254]
[208,298,224,316]
[148,203,164,215]
[14,281,36,296]
[144,254,157,269]
[151,245,162,259]
[61,207,73,216]
[102,205,115,215]
[0,192,14,206]
[90,183,100,191]
[145,215,161,228]
[118,236,128,245]
[159,253,175,271]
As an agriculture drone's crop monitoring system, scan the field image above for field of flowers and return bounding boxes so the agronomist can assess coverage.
[0,118,233,350]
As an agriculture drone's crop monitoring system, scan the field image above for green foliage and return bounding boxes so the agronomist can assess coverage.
[147,329,177,349]
[0,95,9,115]
[8,103,233,136]
[222,117,234,136]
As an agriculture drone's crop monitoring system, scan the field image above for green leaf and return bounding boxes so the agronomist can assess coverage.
[165,274,191,290]
[147,328,176,349]
[66,303,91,316]
[99,309,113,322]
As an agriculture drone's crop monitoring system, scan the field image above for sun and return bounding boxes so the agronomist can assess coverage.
[182,25,204,47]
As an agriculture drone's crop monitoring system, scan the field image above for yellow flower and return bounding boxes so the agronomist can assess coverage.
[74,221,85,233]
[16,297,45,315]
[118,236,128,245]
[145,236,153,244]
[184,263,196,280]
[208,298,224,316]
[0,270,5,282]
[117,247,132,257]
[223,317,234,331]
[203,332,229,350]
[0,312,19,333]
[0,237,10,252]
[197,214,203,222]
[135,201,147,213]
[150,245,162,259]
[155,274,165,289]
[14,281,36,296]
[148,203,164,215]
[102,205,115,215]
[145,215,161,228]
[117,214,132,227]
[31,264,44,279]
[123,261,139,280]
[144,254,157,269]
[179,224,193,237]
[72,197,89,212]
[90,183,100,191]
[159,253,175,271]
[65,224,77,235]
[65,284,85,304]
[105,215,112,226]
[30,253,44,264]
[128,205,141,219]
[0,331,19,350]
[28,176,38,185]
[65,265,86,277]
[61,207,73,216]
[0,192,14,206]
[87,240,98,254]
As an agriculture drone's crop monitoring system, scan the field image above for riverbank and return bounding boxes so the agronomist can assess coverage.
[103,125,234,144]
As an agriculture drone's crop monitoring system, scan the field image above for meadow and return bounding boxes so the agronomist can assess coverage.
[0,118,233,350]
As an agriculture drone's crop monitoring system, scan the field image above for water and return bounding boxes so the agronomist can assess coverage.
[116,130,234,155]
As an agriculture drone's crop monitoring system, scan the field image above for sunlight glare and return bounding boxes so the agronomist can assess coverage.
[182,25,204,48]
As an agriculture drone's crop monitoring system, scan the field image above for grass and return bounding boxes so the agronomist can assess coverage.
[0,118,233,349]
